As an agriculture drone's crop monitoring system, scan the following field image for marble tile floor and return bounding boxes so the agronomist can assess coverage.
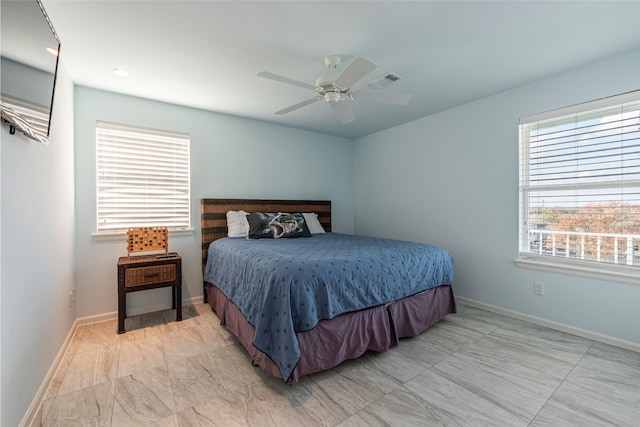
[35,302,639,426]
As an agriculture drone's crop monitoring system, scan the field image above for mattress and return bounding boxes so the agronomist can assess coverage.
[204,232,454,381]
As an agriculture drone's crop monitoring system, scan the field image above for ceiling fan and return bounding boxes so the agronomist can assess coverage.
[257,55,411,124]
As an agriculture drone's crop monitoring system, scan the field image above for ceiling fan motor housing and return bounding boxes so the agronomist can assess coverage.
[315,75,337,91]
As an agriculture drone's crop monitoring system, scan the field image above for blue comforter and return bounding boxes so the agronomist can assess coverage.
[204,233,453,381]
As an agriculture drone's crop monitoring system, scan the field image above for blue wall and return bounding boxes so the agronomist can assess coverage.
[353,48,640,345]
[73,87,355,317]
[1,64,76,426]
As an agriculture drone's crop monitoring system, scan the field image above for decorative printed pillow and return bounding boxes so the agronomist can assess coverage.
[246,212,275,239]
[246,212,312,239]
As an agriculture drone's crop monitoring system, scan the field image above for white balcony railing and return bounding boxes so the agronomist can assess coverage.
[527,229,640,266]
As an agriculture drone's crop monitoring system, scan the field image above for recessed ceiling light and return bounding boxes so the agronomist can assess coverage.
[113,68,128,77]
[46,46,58,56]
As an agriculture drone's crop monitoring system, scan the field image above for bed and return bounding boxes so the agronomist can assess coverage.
[201,198,456,383]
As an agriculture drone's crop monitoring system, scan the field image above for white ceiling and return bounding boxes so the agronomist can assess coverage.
[39,0,640,139]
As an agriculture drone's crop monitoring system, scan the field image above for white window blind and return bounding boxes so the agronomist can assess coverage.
[0,95,49,144]
[96,121,190,234]
[519,91,640,270]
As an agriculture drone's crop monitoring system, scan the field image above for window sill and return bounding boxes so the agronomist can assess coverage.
[92,228,194,242]
[514,255,640,286]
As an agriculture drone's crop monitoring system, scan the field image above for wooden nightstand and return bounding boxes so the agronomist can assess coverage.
[117,253,182,333]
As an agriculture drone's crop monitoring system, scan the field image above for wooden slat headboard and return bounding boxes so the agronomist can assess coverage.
[200,198,332,274]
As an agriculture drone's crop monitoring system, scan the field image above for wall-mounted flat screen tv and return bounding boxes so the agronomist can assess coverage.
[1,0,61,145]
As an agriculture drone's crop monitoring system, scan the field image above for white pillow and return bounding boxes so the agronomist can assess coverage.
[302,212,326,234]
[227,210,249,237]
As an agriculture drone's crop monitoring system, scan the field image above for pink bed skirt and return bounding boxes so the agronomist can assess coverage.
[207,283,456,383]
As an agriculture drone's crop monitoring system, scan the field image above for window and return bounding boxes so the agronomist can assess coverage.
[518,91,640,277]
[96,121,190,234]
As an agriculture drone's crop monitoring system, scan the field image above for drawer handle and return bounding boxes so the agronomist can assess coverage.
[144,273,160,278]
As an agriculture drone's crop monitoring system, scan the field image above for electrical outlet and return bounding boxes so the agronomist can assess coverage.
[68,286,76,307]
[534,281,544,296]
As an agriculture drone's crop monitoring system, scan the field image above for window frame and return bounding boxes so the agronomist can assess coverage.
[95,121,191,236]
[517,91,640,284]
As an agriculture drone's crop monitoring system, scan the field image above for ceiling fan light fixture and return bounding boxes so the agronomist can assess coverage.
[324,91,341,104]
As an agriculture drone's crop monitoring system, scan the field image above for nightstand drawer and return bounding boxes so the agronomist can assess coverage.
[125,264,176,287]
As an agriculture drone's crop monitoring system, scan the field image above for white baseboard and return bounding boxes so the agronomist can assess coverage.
[456,296,640,353]
[21,318,79,427]
[22,296,205,426]
[76,295,204,326]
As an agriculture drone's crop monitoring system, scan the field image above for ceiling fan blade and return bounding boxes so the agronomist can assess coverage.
[333,57,377,90]
[331,101,355,124]
[349,90,412,105]
[258,71,317,91]
[275,97,320,115]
